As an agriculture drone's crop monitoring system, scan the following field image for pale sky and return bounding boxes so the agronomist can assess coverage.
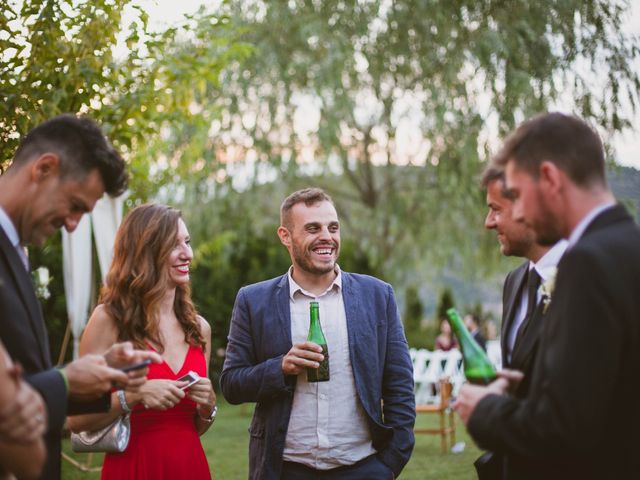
[133,0,640,169]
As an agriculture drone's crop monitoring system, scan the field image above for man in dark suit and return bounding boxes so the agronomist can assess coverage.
[455,112,640,479]
[221,188,415,480]
[474,166,566,478]
[0,115,161,480]
[482,166,567,397]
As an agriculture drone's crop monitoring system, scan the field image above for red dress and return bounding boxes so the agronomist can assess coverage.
[101,344,211,479]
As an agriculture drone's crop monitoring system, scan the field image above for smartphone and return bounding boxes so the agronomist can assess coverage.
[119,359,152,373]
[176,370,200,390]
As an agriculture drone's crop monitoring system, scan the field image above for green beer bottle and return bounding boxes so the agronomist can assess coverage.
[446,308,496,385]
[306,301,330,382]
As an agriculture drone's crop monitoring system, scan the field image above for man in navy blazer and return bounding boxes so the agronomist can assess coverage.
[221,188,415,480]
[455,113,640,479]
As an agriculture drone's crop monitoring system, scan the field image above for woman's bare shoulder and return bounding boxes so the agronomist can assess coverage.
[196,315,211,337]
[81,304,119,354]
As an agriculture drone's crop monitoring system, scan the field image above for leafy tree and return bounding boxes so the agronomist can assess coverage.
[403,285,429,348]
[0,0,249,202]
[0,0,247,359]
[436,287,456,323]
[178,0,639,283]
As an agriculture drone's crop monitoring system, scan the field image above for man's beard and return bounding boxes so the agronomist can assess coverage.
[531,190,563,246]
[292,242,338,275]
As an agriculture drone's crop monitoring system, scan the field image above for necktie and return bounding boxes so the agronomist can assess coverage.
[525,268,541,318]
[516,268,541,342]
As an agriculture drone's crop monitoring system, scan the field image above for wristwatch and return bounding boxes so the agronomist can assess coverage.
[199,405,217,423]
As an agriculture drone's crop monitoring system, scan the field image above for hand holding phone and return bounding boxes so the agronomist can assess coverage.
[176,371,200,390]
[119,359,152,373]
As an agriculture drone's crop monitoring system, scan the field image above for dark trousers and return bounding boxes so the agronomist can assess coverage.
[281,454,393,480]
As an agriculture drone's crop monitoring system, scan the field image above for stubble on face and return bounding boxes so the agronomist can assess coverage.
[23,169,105,246]
[530,187,562,246]
[485,180,535,258]
[505,161,562,247]
[287,201,340,278]
[291,240,336,275]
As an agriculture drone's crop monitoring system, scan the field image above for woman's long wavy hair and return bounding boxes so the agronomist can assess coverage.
[99,203,205,352]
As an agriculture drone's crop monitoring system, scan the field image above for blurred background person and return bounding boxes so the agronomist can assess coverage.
[435,319,458,351]
[68,204,216,479]
[463,314,487,352]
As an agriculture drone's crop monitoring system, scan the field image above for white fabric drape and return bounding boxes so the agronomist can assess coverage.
[92,194,126,282]
[62,215,92,359]
[62,194,125,358]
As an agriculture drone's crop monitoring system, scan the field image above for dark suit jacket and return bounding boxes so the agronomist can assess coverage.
[501,261,546,398]
[469,205,640,480]
[220,272,416,480]
[0,228,108,480]
[475,261,548,479]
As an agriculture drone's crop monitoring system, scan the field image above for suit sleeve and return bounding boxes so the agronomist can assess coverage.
[26,369,111,434]
[25,370,68,434]
[468,248,623,460]
[378,284,416,476]
[220,288,293,404]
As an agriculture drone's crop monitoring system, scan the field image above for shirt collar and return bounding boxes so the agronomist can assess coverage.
[288,265,342,301]
[567,202,616,248]
[529,239,568,282]
[0,207,20,249]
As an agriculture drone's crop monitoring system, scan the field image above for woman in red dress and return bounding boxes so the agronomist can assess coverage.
[68,204,215,479]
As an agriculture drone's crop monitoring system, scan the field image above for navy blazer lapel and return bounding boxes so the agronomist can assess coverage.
[500,262,528,363]
[340,272,365,381]
[274,274,293,348]
[0,228,50,366]
[341,272,360,344]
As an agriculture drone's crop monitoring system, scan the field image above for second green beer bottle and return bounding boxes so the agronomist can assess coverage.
[446,308,496,385]
[306,301,330,382]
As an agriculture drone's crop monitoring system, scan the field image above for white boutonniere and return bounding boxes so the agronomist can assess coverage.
[538,266,557,314]
[32,266,51,300]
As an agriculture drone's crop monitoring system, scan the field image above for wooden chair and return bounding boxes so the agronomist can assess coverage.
[414,377,456,453]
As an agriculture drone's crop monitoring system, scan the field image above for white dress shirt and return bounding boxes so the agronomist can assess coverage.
[506,240,568,362]
[283,266,375,469]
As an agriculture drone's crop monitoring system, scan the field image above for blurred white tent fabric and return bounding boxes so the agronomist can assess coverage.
[92,194,126,282]
[62,214,92,359]
[62,194,126,358]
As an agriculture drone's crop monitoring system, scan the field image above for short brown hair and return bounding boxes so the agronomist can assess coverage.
[480,165,505,188]
[280,187,333,229]
[13,114,127,196]
[492,112,606,188]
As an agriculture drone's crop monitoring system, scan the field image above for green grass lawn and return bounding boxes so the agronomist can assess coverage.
[62,400,481,479]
